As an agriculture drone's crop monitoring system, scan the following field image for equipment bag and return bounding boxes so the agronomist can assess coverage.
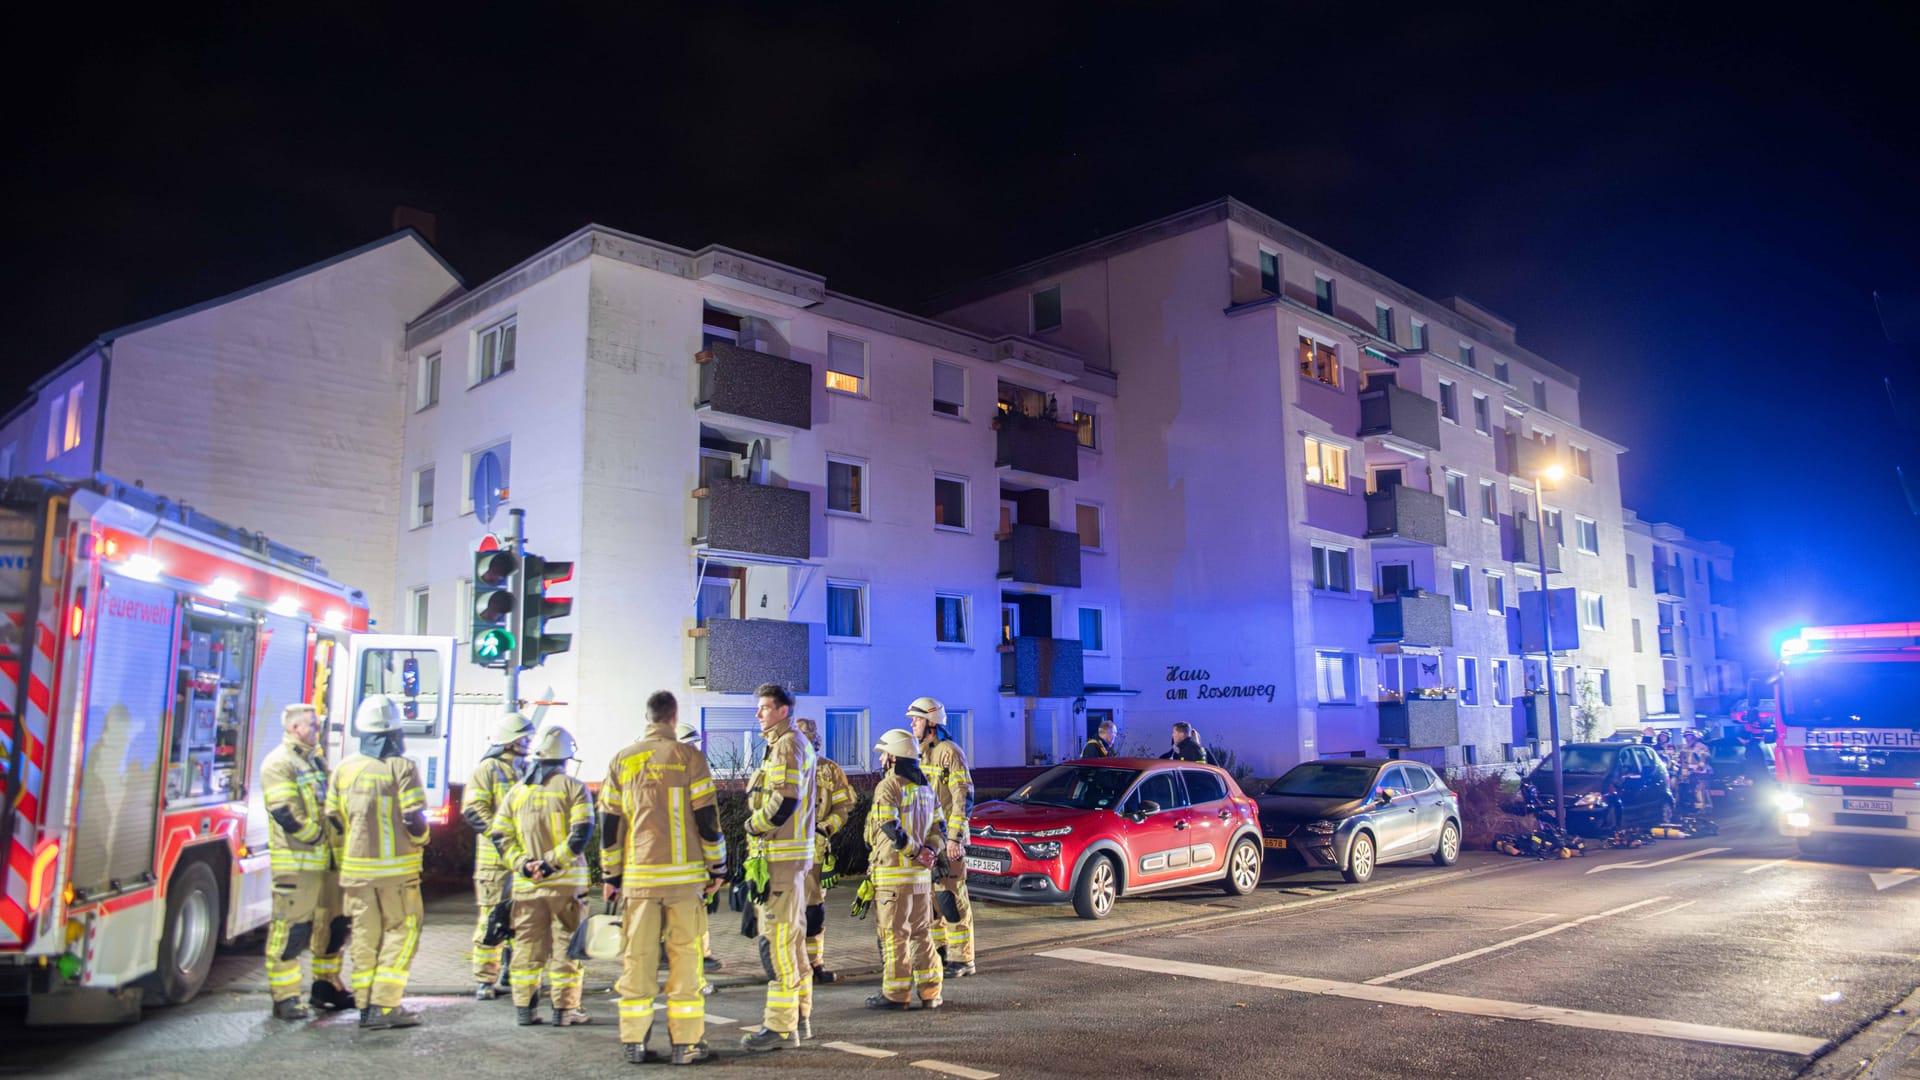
[567,898,623,961]
[480,898,515,947]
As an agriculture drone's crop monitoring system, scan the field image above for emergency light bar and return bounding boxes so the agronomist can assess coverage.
[1783,622,1920,659]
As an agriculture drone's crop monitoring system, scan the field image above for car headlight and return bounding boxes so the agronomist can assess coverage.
[1017,841,1062,860]
[1304,819,1338,834]
[1572,793,1609,809]
[1029,827,1074,838]
[1775,791,1806,812]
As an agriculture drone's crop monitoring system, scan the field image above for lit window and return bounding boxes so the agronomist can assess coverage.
[932,360,966,417]
[1078,607,1106,654]
[1571,444,1593,480]
[1480,480,1498,523]
[1298,336,1341,387]
[826,333,866,395]
[1438,380,1458,423]
[1075,502,1103,550]
[1580,590,1606,630]
[1444,471,1467,515]
[935,592,970,645]
[1375,304,1394,341]
[1451,563,1472,611]
[1031,286,1063,332]
[414,466,435,527]
[1315,650,1356,704]
[1314,275,1335,315]
[1312,542,1352,593]
[1072,398,1098,449]
[1259,250,1280,295]
[1303,436,1348,490]
[1576,516,1600,555]
[934,475,969,530]
[827,581,868,642]
[1484,570,1504,612]
[1472,393,1491,435]
[63,382,84,453]
[473,318,516,386]
[827,456,866,516]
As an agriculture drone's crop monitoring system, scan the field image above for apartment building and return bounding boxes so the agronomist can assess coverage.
[933,198,1641,776]
[1621,511,1741,724]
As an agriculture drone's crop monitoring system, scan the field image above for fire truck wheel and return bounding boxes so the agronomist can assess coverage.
[149,861,220,1006]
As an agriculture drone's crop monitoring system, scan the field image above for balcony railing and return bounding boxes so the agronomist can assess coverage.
[1358,384,1442,450]
[998,524,1082,588]
[1509,513,1562,573]
[1364,486,1447,546]
[1379,698,1460,748]
[994,412,1079,481]
[1371,591,1455,647]
[1503,435,1562,478]
[693,479,811,560]
[999,636,1085,697]
[695,342,813,429]
[1662,691,1681,715]
[691,617,810,694]
[1653,566,1686,598]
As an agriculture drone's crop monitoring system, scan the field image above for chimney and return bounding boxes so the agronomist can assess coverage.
[392,206,438,246]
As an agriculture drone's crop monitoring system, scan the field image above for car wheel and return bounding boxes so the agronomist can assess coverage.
[145,860,219,1006]
[1072,854,1119,920]
[1342,832,1376,885]
[1431,821,1460,866]
[1221,837,1260,896]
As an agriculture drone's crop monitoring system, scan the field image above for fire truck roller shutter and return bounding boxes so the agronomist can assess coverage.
[243,614,309,851]
[69,575,177,898]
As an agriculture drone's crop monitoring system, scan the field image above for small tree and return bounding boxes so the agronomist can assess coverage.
[1571,677,1606,742]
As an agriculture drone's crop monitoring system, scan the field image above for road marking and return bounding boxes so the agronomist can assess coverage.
[1490,914,1559,932]
[1742,857,1794,875]
[1635,900,1698,920]
[1870,868,1920,892]
[1585,847,1731,874]
[824,1041,898,1058]
[1041,948,1826,1056]
[1363,896,1670,984]
[704,1013,737,1026]
[911,1060,999,1079]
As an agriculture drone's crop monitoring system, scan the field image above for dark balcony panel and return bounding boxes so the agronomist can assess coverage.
[999,636,1085,697]
[1506,436,1561,478]
[1358,384,1442,450]
[1380,699,1460,748]
[1371,591,1455,647]
[1509,514,1562,573]
[1662,692,1681,715]
[1657,626,1678,658]
[998,524,1082,587]
[1512,693,1572,742]
[700,618,810,695]
[1365,486,1447,546]
[1653,566,1686,598]
[1709,574,1732,607]
[695,479,810,559]
[995,413,1079,481]
[695,342,813,429]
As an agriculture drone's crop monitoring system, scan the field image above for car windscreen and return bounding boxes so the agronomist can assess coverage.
[1265,763,1378,798]
[1782,658,1920,731]
[1547,746,1619,774]
[1008,765,1140,810]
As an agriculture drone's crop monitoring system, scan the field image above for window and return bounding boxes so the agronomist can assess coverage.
[473,317,516,386]
[1182,769,1228,805]
[1078,607,1106,654]
[1632,618,1643,653]
[1459,657,1480,706]
[1533,378,1548,408]
[1314,275,1335,315]
[462,441,510,515]
[1303,436,1349,490]
[1579,590,1606,630]
[933,475,969,530]
[1637,684,1650,718]
[1492,659,1512,706]
[701,306,741,349]
[826,455,866,517]
[824,708,867,771]
[1480,480,1498,523]
[417,352,441,411]
[1571,444,1593,480]
[413,466,435,527]
[1375,303,1394,341]
[932,360,967,417]
[1444,470,1467,515]
[1072,397,1099,449]
[1472,393,1491,435]
[1494,359,1510,383]
[1075,502,1103,550]
[826,333,867,395]
[1694,556,1704,582]
[1031,285,1062,332]
[1600,670,1614,706]
[1259,250,1280,295]
[1575,516,1599,555]
[1315,650,1356,704]
[935,592,970,645]
[1451,563,1473,610]
[1460,344,1476,369]
[409,587,430,635]
[48,383,84,458]
[1544,509,1564,547]
[1410,319,1427,351]
[1626,553,1638,588]
[1484,570,1504,613]
[1312,542,1353,593]
[826,580,868,642]
[1298,335,1341,387]
[1438,380,1459,423]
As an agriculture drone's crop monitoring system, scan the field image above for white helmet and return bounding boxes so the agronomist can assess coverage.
[530,726,578,762]
[355,694,401,734]
[873,728,920,760]
[492,711,536,745]
[675,718,701,745]
[906,697,946,728]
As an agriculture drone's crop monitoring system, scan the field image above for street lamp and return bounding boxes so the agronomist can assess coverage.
[1533,462,1568,829]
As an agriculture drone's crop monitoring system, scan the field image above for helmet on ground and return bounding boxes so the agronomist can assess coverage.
[492,711,536,745]
[906,697,947,727]
[531,726,578,761]
[676,718,701,745]
[355,694,401,734]
[873,728,920,760]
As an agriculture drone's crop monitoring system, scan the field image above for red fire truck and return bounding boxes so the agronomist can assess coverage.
[0,475,455,1023]
[1767,623,1920,854]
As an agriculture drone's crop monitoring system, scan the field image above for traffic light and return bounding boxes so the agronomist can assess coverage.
[471,548,518,667]
[514,553,573,669]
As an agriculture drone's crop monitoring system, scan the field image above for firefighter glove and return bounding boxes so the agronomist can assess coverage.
[851,878,875,920]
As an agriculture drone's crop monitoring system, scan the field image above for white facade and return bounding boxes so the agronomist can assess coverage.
[1622,510,1741,724]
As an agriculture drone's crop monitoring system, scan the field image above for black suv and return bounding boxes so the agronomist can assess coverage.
[1530,742,1674,836]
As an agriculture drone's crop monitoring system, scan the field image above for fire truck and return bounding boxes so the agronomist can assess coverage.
[1766,623,1920,854]
[0,475,455,1023]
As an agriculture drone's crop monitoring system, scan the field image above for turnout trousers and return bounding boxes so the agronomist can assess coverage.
[508,890,585,1009]
[932,873,974,963]
[470,867,510,981]
[264,870,346,1002]
[343,878,423,1009]
[803,858,828,968]
[614,884,707,1046]
[875,885,942,1004]
[755,864,812,1033]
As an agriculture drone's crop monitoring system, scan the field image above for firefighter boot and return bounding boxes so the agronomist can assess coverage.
[740,1027,798,1053]
[310,982,355,1012]
[671,1041,711,1065]
[623,1042,655,1064]
[799,1015,812,1041]
[360,1005,422,1030]
[495,946,514,993]
[553,1005,592,1026]
[273,998,312,1021]
[516,1005,543,1026]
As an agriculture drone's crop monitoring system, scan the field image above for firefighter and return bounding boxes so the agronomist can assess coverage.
[863,728,944,1011]
[1079,718,1117,759]
[794,716,852,984]
[910,697,976,979]
[1676,729,1714,813]
[676,716,723,977]
[260,703,353,1019]
[739,683,817,1053]
[467,710,535,1000]
[491,725,595,1028]
[326,694,429,1029]
[601,691,728,1066]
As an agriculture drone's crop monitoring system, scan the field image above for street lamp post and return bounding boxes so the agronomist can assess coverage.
[1533,464,1567,830]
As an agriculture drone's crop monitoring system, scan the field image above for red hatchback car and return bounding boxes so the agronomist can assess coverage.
[964,758,1264,919]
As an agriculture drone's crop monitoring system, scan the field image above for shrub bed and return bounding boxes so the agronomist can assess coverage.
[1445,768,1531,850]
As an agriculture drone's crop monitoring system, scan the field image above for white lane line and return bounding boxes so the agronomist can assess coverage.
[911,1060,999,1079]
[1742,857,1794,875]
[824,1041,898,1059]
[1364,896,1670,984]
[704,1013,738,1026]
[1635,899,1699,920]
[1041,947,1826,1057]
[1585,846,1731,875]
[1490,914,1559,932]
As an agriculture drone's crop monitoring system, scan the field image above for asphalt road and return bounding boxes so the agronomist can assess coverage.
[8,815,1920,1080]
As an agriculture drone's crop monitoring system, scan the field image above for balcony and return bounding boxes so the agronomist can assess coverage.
[1364,486,1447,546]
[1379,698,1460,748]
[1662,691,1681,715]
[1358,384,1442,450]
[695,342,812,430]
[692,617,810,695]
[1371,591,1454,647]
[998,524,1082,588]
[1656,625,1689,659]
[1513,692,1572,741]
[1653,565,1686,598]
[693,479,810,560]
[1708,574,1732,607]
[999,636,1085,697]
[995,412,1079,482]
[1508,513,1562,573]
[1503,435,1562,478]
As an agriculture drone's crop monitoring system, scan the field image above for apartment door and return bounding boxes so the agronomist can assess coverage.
[1024,705,1061,766]
[1376,560,1414,598]
[1369,467,1403,495]
[1085,708,1114,745]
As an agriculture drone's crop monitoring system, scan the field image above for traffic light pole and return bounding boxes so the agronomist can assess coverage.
[508,507,525,710]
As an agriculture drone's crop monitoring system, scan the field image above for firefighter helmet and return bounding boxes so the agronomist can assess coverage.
[676,718,701,745]
[355,694,401,734]
[492,711,536,745]
[531,726,578,761]
[906,697,946,726]
[873,728,920,760]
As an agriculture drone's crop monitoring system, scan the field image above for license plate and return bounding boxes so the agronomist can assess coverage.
[1262,838,1288,850]
[963,856,1006,874]
[1843,798,1895,812]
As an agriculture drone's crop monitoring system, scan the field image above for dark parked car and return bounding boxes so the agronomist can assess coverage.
[1255,759,1461,885]
[1530,743,1674,836]
[1706,736,1775,810]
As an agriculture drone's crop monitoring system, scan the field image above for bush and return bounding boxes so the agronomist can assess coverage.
[1445,768,1530,850]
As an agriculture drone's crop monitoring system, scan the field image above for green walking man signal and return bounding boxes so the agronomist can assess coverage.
[470,540,574,671]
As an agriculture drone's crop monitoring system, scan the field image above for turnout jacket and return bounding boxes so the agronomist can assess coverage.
[261,737,332,873]
[599,722,726,893]
[326,754,428,884]
[920,736,973,847]
[744,719,816,868]
[464,751,521,873]
[492,771,595,893]
[814,755,854,843]
[864,771,939,890]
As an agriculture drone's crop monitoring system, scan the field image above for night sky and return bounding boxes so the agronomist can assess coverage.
[5,4,1917,662]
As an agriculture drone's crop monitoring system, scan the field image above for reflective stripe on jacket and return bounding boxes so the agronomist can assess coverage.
[600,724,725,891]
[327,754,427,883]
[745,723,816,866]
[865,773,938,888]
[922,738,973,846]
[493,773,594,891]
[466,755,519,871]
[261,739,332,873]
